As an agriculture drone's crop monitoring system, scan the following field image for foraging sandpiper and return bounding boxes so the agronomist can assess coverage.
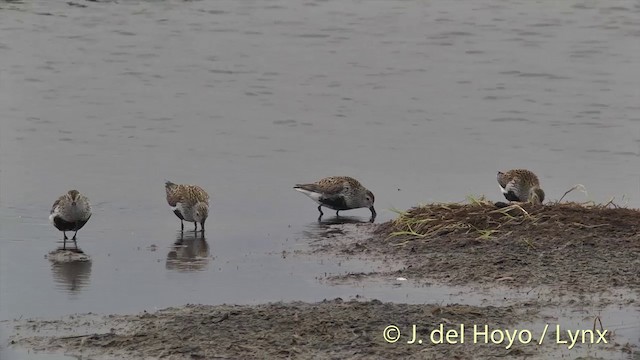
[497,169,545,204]
[165,181,209,232]
[49,190,92,249]
[294,176,376,221]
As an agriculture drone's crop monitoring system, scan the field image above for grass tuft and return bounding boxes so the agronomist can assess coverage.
[381,187,637,244]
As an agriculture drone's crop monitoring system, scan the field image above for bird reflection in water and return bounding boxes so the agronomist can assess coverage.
[166,231,211,272]
[301,215,370,244]
[48,247,92,295]
[316,215,368,226]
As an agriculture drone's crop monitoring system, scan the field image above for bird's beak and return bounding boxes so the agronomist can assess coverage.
[369,206,377,222]
[71,202,77,206]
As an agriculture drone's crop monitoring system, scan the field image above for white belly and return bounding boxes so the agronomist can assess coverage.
[173,203,195,222]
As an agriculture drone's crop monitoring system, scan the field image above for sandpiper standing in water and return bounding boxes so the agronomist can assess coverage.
[165,181,209,232]
[294,176,376,222]
[49,190,92,249]
[497,169,545,204]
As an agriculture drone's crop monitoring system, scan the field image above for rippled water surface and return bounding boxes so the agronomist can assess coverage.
[1,0,638,358]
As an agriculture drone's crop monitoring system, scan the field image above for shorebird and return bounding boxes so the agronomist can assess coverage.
[49,190,92,249]
[165,181,209,232]
[294,176,376,221]
[497,169,545,204]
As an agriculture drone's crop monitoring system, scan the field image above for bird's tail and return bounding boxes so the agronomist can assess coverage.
[293,183,320,192]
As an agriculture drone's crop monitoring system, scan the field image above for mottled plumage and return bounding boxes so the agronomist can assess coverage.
[165,181,210,232]
[497,169,545,204]
[49,190,92,249]
[294,176,376,221]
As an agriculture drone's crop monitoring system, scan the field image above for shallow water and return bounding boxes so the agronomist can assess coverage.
[1,0,638,358]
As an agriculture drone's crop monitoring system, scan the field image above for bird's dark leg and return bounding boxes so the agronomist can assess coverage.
[181,220,184,232]
[72,231,77,241]
[317,205,324,216]
[336,210,340,217]
[194,222,198,231]
[200,222,205,233]
[62,234,67,250]
[63,231,68,240]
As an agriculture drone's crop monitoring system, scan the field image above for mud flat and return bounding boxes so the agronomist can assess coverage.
[312,200,640,303]
[10,299,545,359]
[8,298,637,360]
[46,248,91,263]
[304,200,640,358]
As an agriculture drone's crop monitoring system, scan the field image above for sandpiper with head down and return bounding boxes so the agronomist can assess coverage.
[165,181,209,232]
[49,190,92,249]
[497,169,545,204]
[294,176,376,222]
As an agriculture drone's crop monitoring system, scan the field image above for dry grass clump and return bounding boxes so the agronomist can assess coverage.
[321,188,639,290]
[377,195,640,242]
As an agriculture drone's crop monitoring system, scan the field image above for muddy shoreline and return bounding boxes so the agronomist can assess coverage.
[7,299,552,360]
[8,201,640,359]
[312,201,640,304]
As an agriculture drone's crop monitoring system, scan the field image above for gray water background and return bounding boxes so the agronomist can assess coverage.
[1,0,638,358]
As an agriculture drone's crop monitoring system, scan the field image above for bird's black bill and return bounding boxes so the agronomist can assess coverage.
[369,206,377,222]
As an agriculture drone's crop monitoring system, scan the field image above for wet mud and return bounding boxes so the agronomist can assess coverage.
[312,201,640,302]
[46,248,91,263]
[11,299,544,360]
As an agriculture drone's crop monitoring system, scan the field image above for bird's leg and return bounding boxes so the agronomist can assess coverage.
[317,205,324,216]
[194,222,198,231]
[180,220,184,232]
[201,222,205,233]
[72,231,77,241]
[62,235,66,250]
[63,231,68,240]
[336,210,340,217]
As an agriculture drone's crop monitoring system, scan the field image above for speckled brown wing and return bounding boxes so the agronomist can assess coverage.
[165,182,181,207]
[315,176,356,196]
[194,185,209,205]
[187,185,209,205]
[519,170,540,187]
